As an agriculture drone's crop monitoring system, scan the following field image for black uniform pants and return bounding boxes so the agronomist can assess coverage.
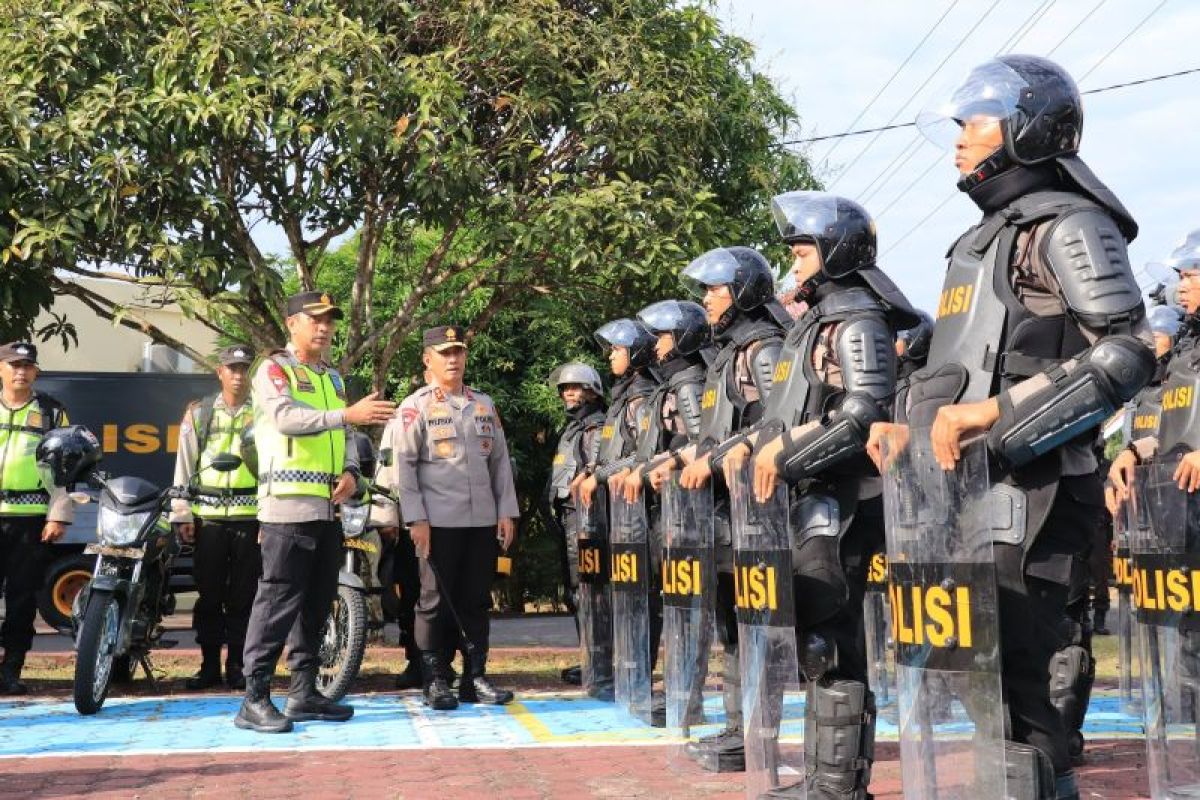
[0,517,48,657]
[996,477,1098,776]
[415,525,497,654]
[1086,505,1112,615]
[242,520,341,680]
[192,517,261,665]
[386,530,421,656]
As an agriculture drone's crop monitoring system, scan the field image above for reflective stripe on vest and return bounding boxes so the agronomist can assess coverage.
[254,360,347,499]
[0,400,58,516]
[192,402,258,518]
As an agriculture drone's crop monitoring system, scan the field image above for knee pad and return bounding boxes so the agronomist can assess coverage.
[1049,644,1094,733]
[799,632,836,683]
[1005,741,1056,800]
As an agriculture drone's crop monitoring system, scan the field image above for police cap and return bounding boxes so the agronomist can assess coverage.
[0,342,38,365]
[285,291,344,320]
[423,325,467,352]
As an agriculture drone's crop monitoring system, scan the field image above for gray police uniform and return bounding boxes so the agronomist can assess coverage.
[378,383,519,655]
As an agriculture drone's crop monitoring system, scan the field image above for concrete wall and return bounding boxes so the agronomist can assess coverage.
[33,278,219,373]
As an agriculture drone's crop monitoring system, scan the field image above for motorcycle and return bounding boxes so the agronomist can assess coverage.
[70,451,243,714]
[316,484,393,701]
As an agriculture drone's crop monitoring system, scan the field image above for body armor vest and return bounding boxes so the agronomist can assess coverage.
[909,191,1097,429]
[764,288,887,430]
[549,408,605,501]
[596,373,657,465]
[1155,343,1200,455]
[698,320,784,447]
[635,363,707,462]
[1128,386,1163,442]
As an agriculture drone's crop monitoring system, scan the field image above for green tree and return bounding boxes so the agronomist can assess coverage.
[2,0,815,376]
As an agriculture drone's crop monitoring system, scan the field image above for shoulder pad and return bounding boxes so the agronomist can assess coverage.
[835,316,897,402]
[674,381,705,440]
[749,339,783,395]
[819,287,882,318]
[1041,208,1144,329]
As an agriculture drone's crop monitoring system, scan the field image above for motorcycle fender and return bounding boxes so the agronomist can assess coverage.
[338,569,365,591]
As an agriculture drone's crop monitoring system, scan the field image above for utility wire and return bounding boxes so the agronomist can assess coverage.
[1047,0,1107,56]
[1078,0,1169,83]
[819,0,963,166]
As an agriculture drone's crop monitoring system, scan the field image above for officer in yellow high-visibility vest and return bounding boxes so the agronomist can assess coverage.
[234,292,396,734]
[0,342,74,695]
[171,344,259,692]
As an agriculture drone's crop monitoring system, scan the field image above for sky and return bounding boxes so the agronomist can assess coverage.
[252,1,1199,317]
[716,0,1200,314]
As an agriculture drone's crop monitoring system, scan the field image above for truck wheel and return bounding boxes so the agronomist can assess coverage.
[39,553,94,631]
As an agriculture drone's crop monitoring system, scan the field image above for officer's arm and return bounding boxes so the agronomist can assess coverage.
[254,359,346,435]
[675,382,705,443]
[988,212,1156,467]
[169,405,198,524]
[487,406,520,520]
[775,316,896,481]
[393,398,429,524]
[45,404,76,524]
[370,417,401,529]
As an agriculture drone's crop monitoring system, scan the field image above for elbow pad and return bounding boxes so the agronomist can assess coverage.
[989,336,1155,468]
[594,454,638,483]
[779,393,885,482]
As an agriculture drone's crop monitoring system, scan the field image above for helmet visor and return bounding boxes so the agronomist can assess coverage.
[594,319,642,351]
[680,248,740,299]
[1164,229,1200,273]
[770,191,841,244]
[637,300,687,335]
[916,59,1030,150]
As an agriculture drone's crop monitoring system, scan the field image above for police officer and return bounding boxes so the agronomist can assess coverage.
[377,325,519,711]
[872,55,1155,798]
[647,247,792,771]
[717,191,919,798]
[171,345,259,691]
[235,291,396,733]
[0,342,73,695]
[543,362,607,686]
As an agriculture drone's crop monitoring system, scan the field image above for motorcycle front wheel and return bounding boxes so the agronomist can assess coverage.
[316,584,368,702]
[74,590,121,715]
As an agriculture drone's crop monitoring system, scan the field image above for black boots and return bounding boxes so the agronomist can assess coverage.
[0,652,28,696]
[186,646,224,690]
[458,650,513,705]
[234,674,293,733]
[421,651,459,710]
[561,664,582,686]
[1093,609,1110,635]
[684,725,745,772]
[283,668,354,722]
[395,644,423,689]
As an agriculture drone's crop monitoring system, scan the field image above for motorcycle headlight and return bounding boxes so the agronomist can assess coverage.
[340,503,370,539]
[97,506,153,546]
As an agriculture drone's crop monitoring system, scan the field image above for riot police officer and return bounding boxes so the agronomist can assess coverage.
[647,247,792,771]
[0,342,73,695]
[543,362,607,686]
[377,325,519,711]
[236,291,396,733]
[718,191,919,798]
[171,344,259,691]
[872,55,1155,798]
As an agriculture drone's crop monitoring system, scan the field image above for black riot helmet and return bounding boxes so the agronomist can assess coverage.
[549,362,604,396]
[636,300,710,356]
[594,318,657,370]
[680,246,776,312]
[771,191,876,279]
[918,55,1082,185]
[36,425,102,489]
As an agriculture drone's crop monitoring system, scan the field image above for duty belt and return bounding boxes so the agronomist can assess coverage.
[0,489,50,504]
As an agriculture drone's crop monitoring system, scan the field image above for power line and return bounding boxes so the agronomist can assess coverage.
[828,0,1005,189]
[875,149,947,220]
[778,66,1200,146]
[880,189,959,258]
[1078,0,1169,83]
[997,0,1058,54]
[858,135,928,204]
[819,0,963,166]
[1047,0,1107,56]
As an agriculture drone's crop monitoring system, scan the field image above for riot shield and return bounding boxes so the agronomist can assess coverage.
[731,462,804,799]
[864,549,897,725]
[576,496,614,700]
[1132,456,1200,799]
[662,476,716,765]
[880,429,1005,800]
[1112,498,1140,716]
[610,491,654,724]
